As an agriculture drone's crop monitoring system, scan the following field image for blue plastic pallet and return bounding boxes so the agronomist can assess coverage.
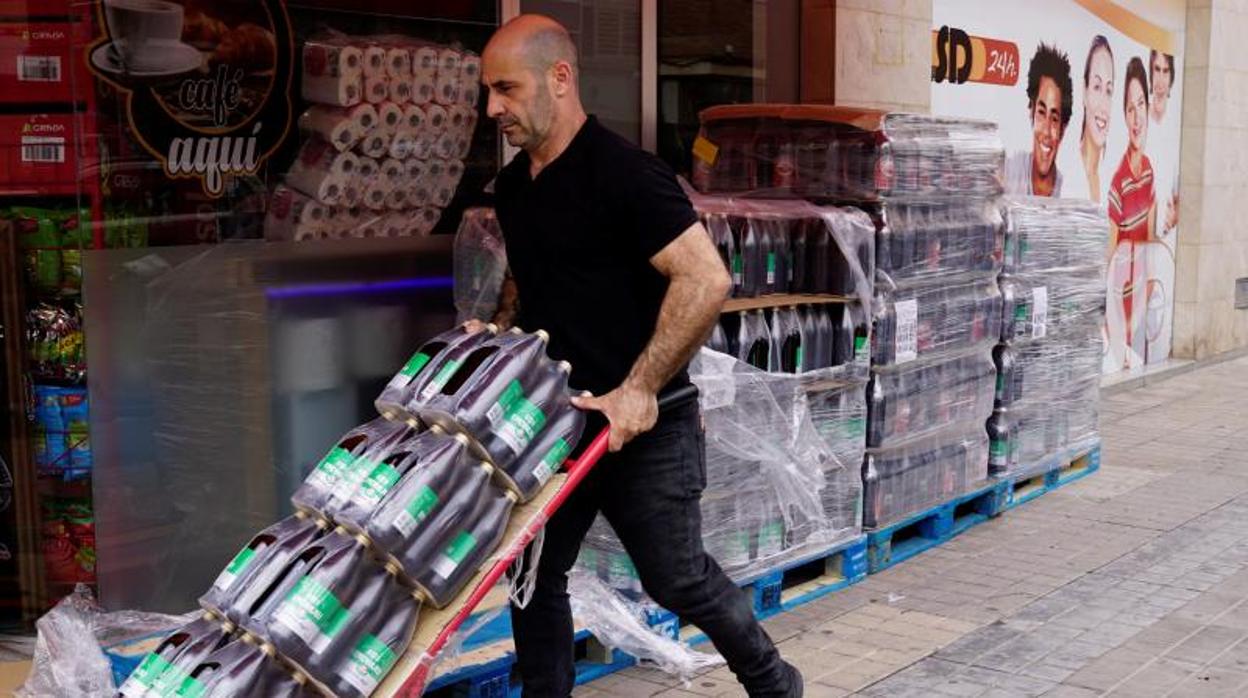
[865,479,1010,574]
[423,535,869,696]
[1006,442,1102,509]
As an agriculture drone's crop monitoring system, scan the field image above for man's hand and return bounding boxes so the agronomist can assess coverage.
[462,319,491,334]
[571,382,658,452]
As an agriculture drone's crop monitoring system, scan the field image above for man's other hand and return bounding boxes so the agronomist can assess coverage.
[571,383,658,452]
[463,319,490,334]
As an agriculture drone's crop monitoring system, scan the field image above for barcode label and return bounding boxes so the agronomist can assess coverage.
[1031,286,1048,339]
[18,55,61,82]
[894,299,918,364]
[20,136,65,163]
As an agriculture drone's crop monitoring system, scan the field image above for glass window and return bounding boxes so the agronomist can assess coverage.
[520,0,641,144]
[657,0,799,176]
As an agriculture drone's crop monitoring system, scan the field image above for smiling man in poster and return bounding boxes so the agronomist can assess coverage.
[1004,44,1073,197]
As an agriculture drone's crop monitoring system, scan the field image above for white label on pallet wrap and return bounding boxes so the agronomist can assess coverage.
[894,299,918,363]
[1031,286,1048,339]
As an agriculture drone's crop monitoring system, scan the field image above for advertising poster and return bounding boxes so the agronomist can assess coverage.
[931,0,1186,374]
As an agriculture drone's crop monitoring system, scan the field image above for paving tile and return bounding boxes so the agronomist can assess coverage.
[1104,657,1199,697]
[1165,667,1248,697]
[1163,624,1245,665]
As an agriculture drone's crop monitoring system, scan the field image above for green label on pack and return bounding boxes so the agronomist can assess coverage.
[148,661,190,697]
[487,380,547,455]
[212,546,257,590]
[306,446,354,492]
[432,531,478,579]
[1014,303,1029,322]
[122,653,174,693]
[342,634,399,696]
[847,417,866,438]
[854,335,868,361]
[989,439,1007,462]
[796,346,804,373]
[534,438,571,486]
[731,254,743,284]
[395,351,432,382]
[394,485,439,537]
[766,252,776,284]
[274,576,352,654]
[996,372,1005,395]
[758,521,784,556]
[353,462,402,509]
[171,674,206,698]
[418,359,462,400]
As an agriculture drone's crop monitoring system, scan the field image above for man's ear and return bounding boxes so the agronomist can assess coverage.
[551,60,573,97]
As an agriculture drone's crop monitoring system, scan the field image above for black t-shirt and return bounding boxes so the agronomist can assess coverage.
[494,116,699,397]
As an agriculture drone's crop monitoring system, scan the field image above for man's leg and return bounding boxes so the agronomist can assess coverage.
[509,466,603,697]
[601,402,798,696]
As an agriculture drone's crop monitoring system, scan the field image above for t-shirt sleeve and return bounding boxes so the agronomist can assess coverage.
[617,148,701,261]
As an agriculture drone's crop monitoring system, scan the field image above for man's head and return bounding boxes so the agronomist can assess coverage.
[1149,49,1174,121]
[1025,43,1073,182]
[482,14,582,152]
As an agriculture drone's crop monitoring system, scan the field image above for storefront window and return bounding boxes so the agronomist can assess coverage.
[520,0,641,144]
[657,0,799,176]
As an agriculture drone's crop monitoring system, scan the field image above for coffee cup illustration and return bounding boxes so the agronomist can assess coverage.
[103,0,187,72]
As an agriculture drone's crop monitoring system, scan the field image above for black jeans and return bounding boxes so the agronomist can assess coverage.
[510,400,792,696]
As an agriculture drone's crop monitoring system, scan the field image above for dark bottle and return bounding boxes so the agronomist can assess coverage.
[501,376,587,502]
[334,427,462,535]
[746,310,771,370]
[328,578,421,698]
[291,418,409,518]
[798,306,818,373]
[993,344,1022,407]
[201,512,322,621]
[789,219,808,294]
[322,427,422,522]
[412,487,518,608]
[765,218,789,295]
[376,325,498,421]
[866,375,887,449]
[424,328,551,439]
[749,217,770,298]
[733,215,763,298]
[468,360,574,477]
[165,633,314,698]
[813,305,834,370]
[217,517,332,630]
[734,311,752,365]
[831,304,853,368]
[767,308,785,373]
[727,215,747,297]
[779,307,803,373]
[808,216,832,294]
[117,612,235,697]
[987,412,1012,474]
[365,444,483,558]
[706,213,736,285]
[706,321,730,354]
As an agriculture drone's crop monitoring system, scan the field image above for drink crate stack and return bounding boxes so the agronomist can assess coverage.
[689,105,1009,574]
[991,198,1107,506]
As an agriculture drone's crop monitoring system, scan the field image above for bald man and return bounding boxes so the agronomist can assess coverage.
[477,14,803,697]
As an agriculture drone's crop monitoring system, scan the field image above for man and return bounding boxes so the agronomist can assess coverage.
[1149,49,1179,237]
[476,14,802,697]
[1004,43,1073,196]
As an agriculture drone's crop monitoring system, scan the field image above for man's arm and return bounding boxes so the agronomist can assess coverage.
[463,269,519,334]
[572,221,731,451]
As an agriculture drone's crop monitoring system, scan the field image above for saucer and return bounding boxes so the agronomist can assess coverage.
[91,40,203,81]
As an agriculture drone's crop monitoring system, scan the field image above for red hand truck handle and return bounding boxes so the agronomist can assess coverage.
[396,384,699,696]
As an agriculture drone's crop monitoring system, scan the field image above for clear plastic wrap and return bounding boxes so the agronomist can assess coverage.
[452,207,507,324]
[999,270,1106,343]
[1002,196,1109,274]
[579,349,865,590]
[993,330,1103,409]
[873,200,1003,290]
[988,385,1100,479]
[690,105,1004,202]
[17,585,196,698]
[862,426,991,529]
[714,304,870,380]
[567,569,724,680]
[866,352,996,450]
[690,192,877,301]
[871,278,1002,368]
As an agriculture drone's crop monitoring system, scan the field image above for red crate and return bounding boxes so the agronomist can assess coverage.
[0,20,93,105]
[0,112,96,196]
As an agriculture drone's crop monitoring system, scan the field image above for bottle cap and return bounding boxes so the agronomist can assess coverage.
[202,610,218,622]
[535,329,550,342]
[259,642,277,658]
[293,510,307,520]
[385,561,402,576]
[239,632,256,645]
[454,432,471,446]
[314,516,332,531]
[430,424,444,435]
[354,532,372,548]
[291,671,308,686]
[485,322,499,333]
[479,461,495,475]
[503,490,519,504]
[414,588,430,604]
[557,360,571,373]
[221,620,237,634]
[508,326,523,335]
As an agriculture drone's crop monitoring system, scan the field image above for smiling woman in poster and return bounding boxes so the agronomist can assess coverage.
[1106,57,1156,369]
[1076,35,1114,204]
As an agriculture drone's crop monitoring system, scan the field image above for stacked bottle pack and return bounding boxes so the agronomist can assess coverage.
[265,35,481,242]
[856,117,1005,530]
[690,105,1002,203]
[695,197,875,299]
[987,198,1107,479]
[124,325,584,697]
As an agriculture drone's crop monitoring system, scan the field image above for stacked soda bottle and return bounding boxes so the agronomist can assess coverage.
[987,198,1106,479]
[123,325,584,697]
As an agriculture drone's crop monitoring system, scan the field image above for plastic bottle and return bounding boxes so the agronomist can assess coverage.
[412,486,518,608]
[291,418,409,517]
[740,216,764,298]
[705,213,735,288]
[706,321,730,354]
[987,412,1012,474]
[808,216,832,294]
[334,427,462,534]
[322,427,422,522]
[118,613,236,697]
[319,568,420,698]
[763,218,789,295]
[461,359,572,477]
[813,305,834,370]
[778,308,803,373]
[160,633,310,698]
[375,325,498,421]
[416,328,550,437]
[498,374,587,502]
[744,310,771,370]
[789,219,807,294]
[201,512,322,621]
[798,306,818,373]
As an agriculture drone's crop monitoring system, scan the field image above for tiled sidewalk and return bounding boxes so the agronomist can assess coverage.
[577,356,1248,697]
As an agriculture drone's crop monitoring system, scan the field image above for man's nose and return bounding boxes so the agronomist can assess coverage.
[486,90,505,120]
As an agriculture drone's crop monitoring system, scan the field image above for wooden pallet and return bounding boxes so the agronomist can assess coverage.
[865,480,1010,574]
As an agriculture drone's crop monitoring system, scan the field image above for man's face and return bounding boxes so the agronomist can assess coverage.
[1150,53,1171,119]
[482,46,555,151]
[1030,76,1064,179]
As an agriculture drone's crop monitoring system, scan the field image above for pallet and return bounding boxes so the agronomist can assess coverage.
[865,479,1010,574]
[1005,441,1102,509]
[421,536,868,696]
